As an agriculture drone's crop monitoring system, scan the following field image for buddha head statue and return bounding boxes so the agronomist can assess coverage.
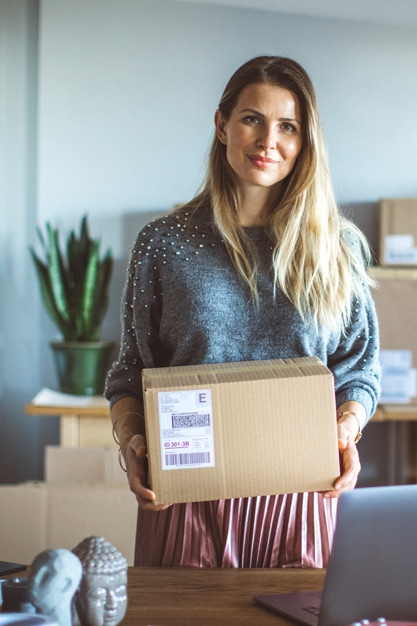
[72,537,128,626]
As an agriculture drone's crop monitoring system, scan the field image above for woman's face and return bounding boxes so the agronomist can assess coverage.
[215,82,303,197]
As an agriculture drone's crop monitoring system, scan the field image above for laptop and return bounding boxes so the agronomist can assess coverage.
[0,560,26,576]
[254,484,417,626]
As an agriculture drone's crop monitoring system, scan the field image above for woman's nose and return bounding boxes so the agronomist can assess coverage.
[257,125,276,150]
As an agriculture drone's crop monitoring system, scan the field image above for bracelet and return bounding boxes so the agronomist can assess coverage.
[337,411,362,444]
[118,440,148,474]
[117,434,138,474]
[118,449,128,473]
[111,411,143,469]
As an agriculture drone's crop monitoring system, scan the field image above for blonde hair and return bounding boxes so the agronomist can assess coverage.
[178,55,373,332]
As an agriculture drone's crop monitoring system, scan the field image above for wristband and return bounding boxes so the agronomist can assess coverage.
[337,411,362,444]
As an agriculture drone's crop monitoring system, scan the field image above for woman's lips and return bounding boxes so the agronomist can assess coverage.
[247,155,278,168]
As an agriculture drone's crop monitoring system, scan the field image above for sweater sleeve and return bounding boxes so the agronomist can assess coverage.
[327,257,381,423]
[105,224,163,408]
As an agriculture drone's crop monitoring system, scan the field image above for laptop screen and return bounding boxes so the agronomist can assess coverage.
[255,485,417,626]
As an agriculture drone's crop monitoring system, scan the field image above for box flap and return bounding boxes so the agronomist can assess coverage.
[143,356,328,389]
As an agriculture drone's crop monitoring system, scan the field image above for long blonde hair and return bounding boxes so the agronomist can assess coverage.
[178,55,372,332]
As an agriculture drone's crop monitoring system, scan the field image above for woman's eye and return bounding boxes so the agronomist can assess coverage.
[244,115,260,125]
[280,123,296,133]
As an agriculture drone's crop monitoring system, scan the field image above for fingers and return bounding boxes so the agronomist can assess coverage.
[127,433,147,458]
[123,434,172,511]
[132,478,172,512]
[323,440,361,499]
[138,498,173,512]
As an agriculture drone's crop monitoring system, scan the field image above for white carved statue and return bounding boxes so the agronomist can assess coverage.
[72,537,127,626]
[28,549,82,626]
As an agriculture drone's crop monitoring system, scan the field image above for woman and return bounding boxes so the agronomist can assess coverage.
[105,55,380,568]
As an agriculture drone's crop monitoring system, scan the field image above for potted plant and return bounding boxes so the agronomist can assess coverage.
[30,215,115,395]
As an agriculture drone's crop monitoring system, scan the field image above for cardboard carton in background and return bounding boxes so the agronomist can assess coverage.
[379,198,417,265]
[143,356,340,505]
[370,267,417,403]
[1,445,136,565]
[0,482,137,565]
[0,483,47,563]
[46,483,137,562]
[45,446,126,484]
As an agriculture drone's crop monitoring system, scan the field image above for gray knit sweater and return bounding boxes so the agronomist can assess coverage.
[105,205,380,420]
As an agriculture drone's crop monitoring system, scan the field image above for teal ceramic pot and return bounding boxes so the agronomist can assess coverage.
[50,341,116,396]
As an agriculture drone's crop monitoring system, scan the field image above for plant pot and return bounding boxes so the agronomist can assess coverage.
[50,341,116,396]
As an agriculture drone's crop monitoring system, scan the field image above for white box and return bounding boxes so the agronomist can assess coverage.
[0,482,137,565]
[45,446,126,484]
[0,482,47,563]
[46,483,137,564]
[379,198,417,265]
[370,267,417,403]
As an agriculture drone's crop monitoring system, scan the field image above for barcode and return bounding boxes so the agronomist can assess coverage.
[172,413,210,428]
[165,452,211,466]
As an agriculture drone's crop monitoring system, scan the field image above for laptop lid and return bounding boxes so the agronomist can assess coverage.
[254,485,417,626]
[254,590,322,626]
[0,561,26,576]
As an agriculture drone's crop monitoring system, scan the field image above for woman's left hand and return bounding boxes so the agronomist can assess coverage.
[323,419,361,499]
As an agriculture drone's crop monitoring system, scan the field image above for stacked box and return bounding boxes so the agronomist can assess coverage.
[45,446,126,484]
[370,267,417,403]
[1,446,135,565]
[0,482,137,565]
[379,198,417,265]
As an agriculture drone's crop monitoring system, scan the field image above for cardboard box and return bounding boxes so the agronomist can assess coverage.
[142,356,339,505]
[0,482,47,563]
[0,482,137,565]
[46,483,137,563]
[370,267,417,403]
[45,446,126,484]
[379,198,417,265]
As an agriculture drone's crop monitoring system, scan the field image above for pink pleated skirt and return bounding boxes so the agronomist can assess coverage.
[134,492,338,568]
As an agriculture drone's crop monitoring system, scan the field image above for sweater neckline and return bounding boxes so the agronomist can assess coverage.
[173,205,271,241]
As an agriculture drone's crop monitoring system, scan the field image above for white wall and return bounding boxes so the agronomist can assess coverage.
[38,0,417,230]
[0,0,59,483]
[1,0,416,483]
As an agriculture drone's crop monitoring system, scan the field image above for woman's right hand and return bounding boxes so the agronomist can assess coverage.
[123,434,172,511]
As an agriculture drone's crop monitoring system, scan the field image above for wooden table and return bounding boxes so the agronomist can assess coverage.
[123,566,325,626]
[25,388,112,447]
[1,566,324,625]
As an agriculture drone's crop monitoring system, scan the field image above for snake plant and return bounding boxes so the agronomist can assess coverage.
[30,216,113,342]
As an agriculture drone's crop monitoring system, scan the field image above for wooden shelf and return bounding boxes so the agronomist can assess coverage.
[372,403,417,422]
[25,388,113,447]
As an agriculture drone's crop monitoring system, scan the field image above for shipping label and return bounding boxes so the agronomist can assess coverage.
[157,389,215,470]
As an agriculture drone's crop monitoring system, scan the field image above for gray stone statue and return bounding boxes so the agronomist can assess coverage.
[28,549,82,626]
[72,537,127,626]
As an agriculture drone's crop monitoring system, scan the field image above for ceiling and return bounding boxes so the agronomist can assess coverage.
[169,0,417,29]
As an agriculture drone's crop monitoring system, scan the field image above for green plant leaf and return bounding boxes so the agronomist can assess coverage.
[29,215,113,342]
[29,249,70,338]
[81,241,99,339]
[46,224,71,323]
